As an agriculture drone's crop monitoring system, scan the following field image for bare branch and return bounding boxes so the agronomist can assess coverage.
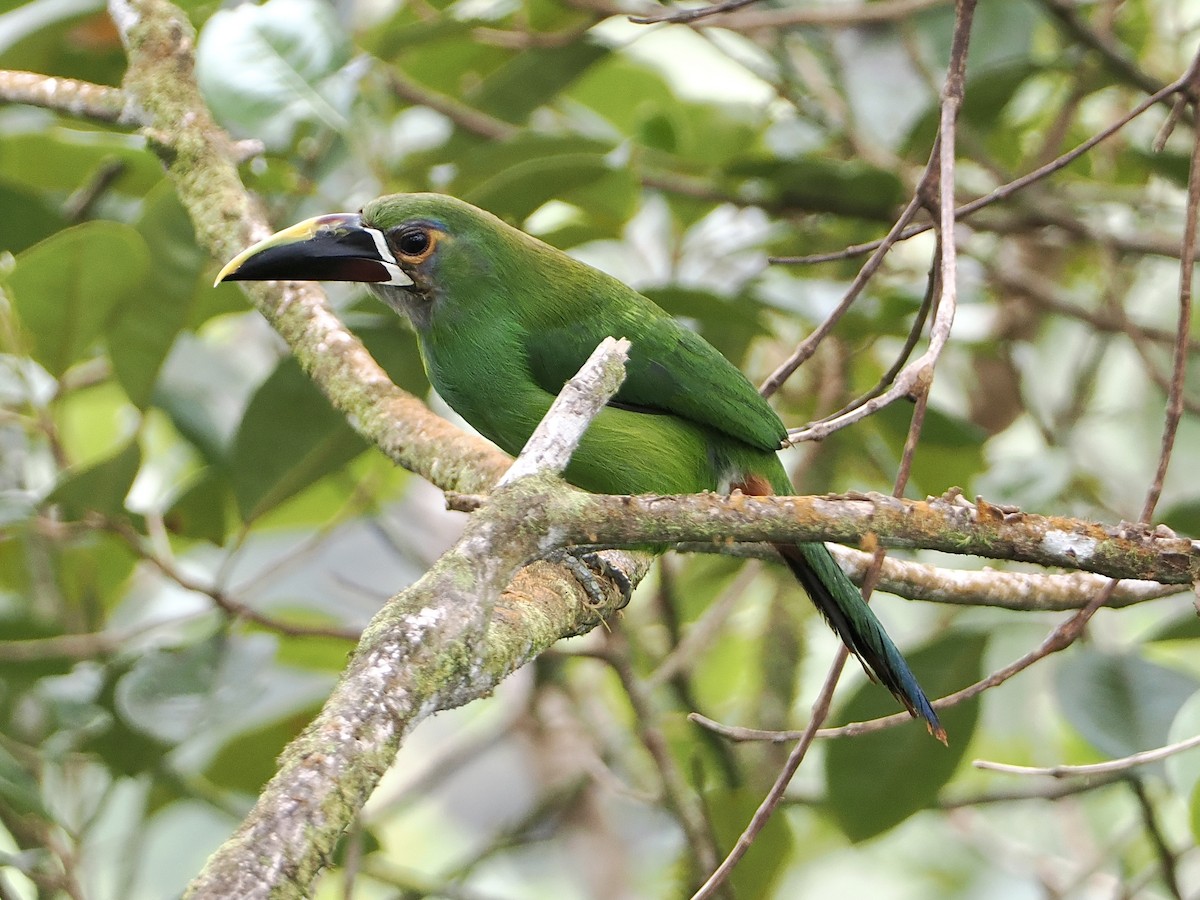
[0,69,141,124]
[499,337,631,485]
[758,195,924,398]
[602,0,951,30]
[1140,51,1200,523]
[770,77,1184,267]
[828,546,1184,610]
[570,489,1200,584]
[975,731,1200,779]
[628,0,762,26]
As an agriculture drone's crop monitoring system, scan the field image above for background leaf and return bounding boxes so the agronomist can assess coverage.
[5,221,149,376]
[1056,648,1200,760]
[825,631,987,842]
[229,356,367,521]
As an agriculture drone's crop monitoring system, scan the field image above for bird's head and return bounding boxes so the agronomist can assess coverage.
[215,193,510,327]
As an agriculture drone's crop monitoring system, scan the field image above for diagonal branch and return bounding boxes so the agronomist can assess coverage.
[186,341,635,898]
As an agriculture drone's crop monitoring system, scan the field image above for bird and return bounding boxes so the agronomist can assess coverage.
[216,192,945,741]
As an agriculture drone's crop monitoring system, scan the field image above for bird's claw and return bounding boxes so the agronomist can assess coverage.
[546,549,633,611]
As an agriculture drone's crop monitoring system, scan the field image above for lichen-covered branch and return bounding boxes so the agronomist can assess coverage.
[185,476,632,898]
[186,342,637,898]
[558,490,1199,585]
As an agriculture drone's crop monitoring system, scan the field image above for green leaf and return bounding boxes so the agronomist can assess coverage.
[49,438,140,519]
[105,182,200,407]
[115,635,277,745]
[0,742,47,818]
[1056,647,1200,759]
[151,333,259,464]
[466,154,635,229]
[0,180,67,253]
[5,221,149,376]
[0,122,163,197]
[901,59,1043,162]
[706,786,792,898]
[447,135,635,225]
[56,530,139,613]
[0,0,126,87]
[229,356,366,521]
[268,612,357,671]
[351,316,430,397]
[467,43,609,123]
[1165,690,1200,804]
[195,0,359,148]
[369,17,500,82]
[726,155,906,220]
[1160,497,1200,540]
[449,135,611,196]
[1190,785,1200,846]
[825,631,986,842]
[1142,611,1200,643]
[567,58,677,136]
[0,606,77,682]
[203,705,321,794]
[163,468,232,545]
[872,402,988,497]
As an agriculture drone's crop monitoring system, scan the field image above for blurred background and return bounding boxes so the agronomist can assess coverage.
[2,0,1200,896]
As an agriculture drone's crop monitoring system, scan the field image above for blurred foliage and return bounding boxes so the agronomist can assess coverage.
[1,0,1199,896]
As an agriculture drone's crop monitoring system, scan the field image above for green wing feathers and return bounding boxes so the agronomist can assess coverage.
[521,258,786,454]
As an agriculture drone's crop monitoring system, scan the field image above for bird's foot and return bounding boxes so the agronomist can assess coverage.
[545,549,633,612]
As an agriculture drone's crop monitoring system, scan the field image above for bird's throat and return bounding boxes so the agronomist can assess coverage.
[369,283,432,330]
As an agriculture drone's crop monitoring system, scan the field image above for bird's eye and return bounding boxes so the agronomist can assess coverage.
[396,229,431,257]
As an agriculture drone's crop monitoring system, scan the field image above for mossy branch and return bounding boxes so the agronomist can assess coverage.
[186,341,638,898]
[549,490,1200,585]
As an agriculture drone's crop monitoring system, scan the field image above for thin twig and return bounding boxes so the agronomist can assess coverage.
[388,70,519,142]
[1035,0,1164,97]
[975,731,1200,778]
[605,630,724,885]
[597,0,951,30]
[646,562,761,689]
[758,194,924,398]
[771,77,1184,267]
[99,516,362,641]
[693,580,1120,745]
[629,0,762,26]
[784,1,969,442]
[1128,778,1185,900]
[1139,55,1200,523]
[799,233,939,431]
[693,5,977,896]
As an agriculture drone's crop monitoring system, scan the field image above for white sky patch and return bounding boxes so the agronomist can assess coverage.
[592,17,775,106]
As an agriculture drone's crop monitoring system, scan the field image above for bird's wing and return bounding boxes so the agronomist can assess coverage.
[525,288,787,454]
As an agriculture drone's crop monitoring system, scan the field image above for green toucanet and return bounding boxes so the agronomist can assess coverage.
[217,193,944,741]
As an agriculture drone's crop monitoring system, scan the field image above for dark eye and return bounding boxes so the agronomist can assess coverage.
[397,229,430,257]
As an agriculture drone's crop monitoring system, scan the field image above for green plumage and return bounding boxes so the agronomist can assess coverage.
[218,192,944,740]
[360,195,786,495]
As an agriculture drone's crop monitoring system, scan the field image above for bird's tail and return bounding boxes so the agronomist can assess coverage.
[775,541,946,743]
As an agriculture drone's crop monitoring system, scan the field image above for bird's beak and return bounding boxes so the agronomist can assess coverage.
[214,213,413,287]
